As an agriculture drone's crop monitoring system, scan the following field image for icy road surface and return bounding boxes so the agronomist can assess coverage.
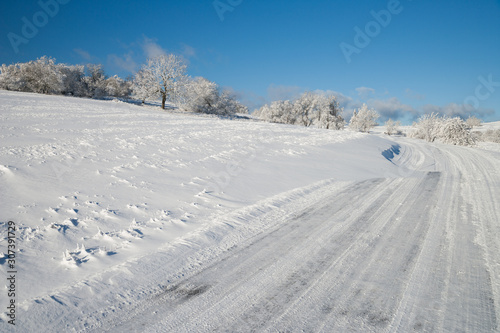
[93,141,500,332]
[0,91,499,332]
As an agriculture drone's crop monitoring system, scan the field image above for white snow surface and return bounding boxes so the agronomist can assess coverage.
[0,90,499,332]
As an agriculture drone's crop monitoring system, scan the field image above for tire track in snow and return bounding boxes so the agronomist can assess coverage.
[97,177,400,332]
[14,136,499,332]
[109,173,447,332]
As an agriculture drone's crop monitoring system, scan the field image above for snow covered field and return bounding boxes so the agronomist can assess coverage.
[1,90,499,332]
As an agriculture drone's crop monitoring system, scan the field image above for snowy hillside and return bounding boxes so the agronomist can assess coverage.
[1,90,499,332]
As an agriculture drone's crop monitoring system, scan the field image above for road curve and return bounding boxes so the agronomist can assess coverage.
[85,138,499,332]
[17,138,500,333]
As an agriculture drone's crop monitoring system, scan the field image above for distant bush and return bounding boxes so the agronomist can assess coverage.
[349,104,379,133]
[0,56,131,99]
[384,119,402,136]
[482,129,500,143]
[181,77,248,115]
[466,115,482,128]
[409,113,443,143]
[410,113,475,146]
[439,117,475,146]
[256,92,344,130]
[1,56,248,115]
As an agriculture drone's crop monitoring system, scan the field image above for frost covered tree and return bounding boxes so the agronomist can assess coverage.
[0,57,136,99]
[256,99,293,124]
[294,92,317,127]
[133,54,188,109]
[440,117,475,146]
[132,68,156,104]
[409,113,443,142]
[316,94,345,130]
[59,64,87,97]
[182,77,248,115]
[255,92,344,129]
[466,115,482,128]
[182,77,219,113]
[482,129,500,143]
[217,90,249,115]
[0,56,65,94]
[84,64,107,98]
[0,63,25,91]
[24,56,64,94]
[1,58,85,96]
[273,100,295,124]
[349,104,379,133]
[409,114,475,146]
[385,118,401,136]
[105,75,131,98]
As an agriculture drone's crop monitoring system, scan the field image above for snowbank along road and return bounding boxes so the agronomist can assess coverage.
[0,91,499,332]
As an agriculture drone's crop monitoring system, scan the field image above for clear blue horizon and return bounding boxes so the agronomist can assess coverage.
[1,0,499,123]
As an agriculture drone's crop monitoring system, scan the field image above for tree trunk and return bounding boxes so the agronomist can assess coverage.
[161,94,166,110]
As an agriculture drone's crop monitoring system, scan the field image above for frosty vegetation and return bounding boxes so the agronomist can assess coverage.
[0,55,248,116]
[181,77,248,115]
[132,54,187,110]
[1,56,498,145]
[0,56,131,98]
[349,104,380,133]
[409,113,477,146]
[254,92,345,130]
[474,129,500,144]
[465,116,481,128]
[385,119,402,136]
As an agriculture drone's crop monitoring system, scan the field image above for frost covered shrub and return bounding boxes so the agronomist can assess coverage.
[349,104,379,133]
[59,64,87,97]
[385,118,402,136]
[0,57,132,99]
[315,94,345,130]
[471,131,483,142]
[265,100,295,124]
[439,117,475,146]
[466,115,482,128]
[410,113,476,146]
[83,64,107,98]
[482,129,500,143]
[105,75,132,98]
[181,77,247,115]
[0,63,25,91]
[256,92,344,130]
[214,91,249,115]
[0,56,64,94]
[132,68,157,104]
[409,113,443,142]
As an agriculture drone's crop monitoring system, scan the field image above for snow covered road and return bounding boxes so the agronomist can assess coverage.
[95,141,499,332]
[1,91,499,332]
[25,140,500,332]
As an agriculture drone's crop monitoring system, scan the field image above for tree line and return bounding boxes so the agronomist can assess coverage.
[1,55,493,146]
[0,55,248,116]
[0,56,130,98]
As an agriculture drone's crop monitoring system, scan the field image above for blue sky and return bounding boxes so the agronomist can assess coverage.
[1,0,499,123]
